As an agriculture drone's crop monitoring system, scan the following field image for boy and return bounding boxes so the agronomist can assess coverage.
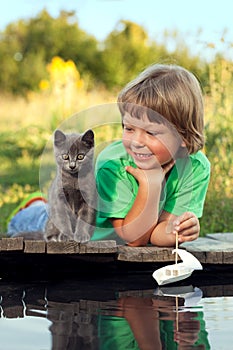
[92,64,210,246]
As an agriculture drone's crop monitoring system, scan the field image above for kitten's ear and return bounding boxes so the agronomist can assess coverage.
[82,129,94,148]
[54,129,66,146]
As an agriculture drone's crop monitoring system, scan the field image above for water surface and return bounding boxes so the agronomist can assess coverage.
[0,270,233,349]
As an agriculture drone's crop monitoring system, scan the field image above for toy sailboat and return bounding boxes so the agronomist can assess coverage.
[152,248,203,286]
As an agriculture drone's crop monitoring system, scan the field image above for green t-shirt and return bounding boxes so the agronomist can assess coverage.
[92,141,210,243]
[98,312,210,350]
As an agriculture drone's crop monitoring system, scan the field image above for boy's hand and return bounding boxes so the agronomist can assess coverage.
[125,159,175,184]
[125,165,164,185]
[172,212,200,243]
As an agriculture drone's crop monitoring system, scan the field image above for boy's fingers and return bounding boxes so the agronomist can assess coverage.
[125,166,144,182]
[125,165,138,177]
[174,212,195,226]
[173,213,199,236]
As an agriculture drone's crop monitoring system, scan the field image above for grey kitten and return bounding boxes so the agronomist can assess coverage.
[45,129,96,243]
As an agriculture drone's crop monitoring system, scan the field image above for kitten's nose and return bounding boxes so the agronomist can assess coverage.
[69,162,76,169]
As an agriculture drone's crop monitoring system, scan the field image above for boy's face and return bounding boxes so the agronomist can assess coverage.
[122,112,185,170]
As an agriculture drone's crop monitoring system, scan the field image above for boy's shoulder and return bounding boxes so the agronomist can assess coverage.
[190,150,211,171]
[96,140,127,164]
[171,151,210,182]
[95,140,132,172]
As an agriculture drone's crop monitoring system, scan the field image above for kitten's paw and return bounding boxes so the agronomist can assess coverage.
[58,233,72,242]
[74,232,90,243]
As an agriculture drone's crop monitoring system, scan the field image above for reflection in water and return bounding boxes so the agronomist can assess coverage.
[3,271,233,349]
[99,286,209,350]
[0,276,214,350]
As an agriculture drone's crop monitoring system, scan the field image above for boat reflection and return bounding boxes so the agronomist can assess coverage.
[155,285,203,309]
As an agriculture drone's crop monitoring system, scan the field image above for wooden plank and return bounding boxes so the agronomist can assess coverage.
[46,240,117,254]
[154,247,175,262]
[0,237,24,251]
[142,247,174,262]
[205,251,223,264]
[79,240,117,254]
[117,246,175,262]
[1,235,233,266]
[206,233,233,242]
[117,244,225,264]
[223,250,233,264]
[117,246,143,262]
[46,241,79,254]
[24,240,46,253]
[180,235,233,252]
[140,247,155,262]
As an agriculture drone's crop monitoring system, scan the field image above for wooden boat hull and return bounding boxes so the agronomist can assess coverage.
[152,264,194,285]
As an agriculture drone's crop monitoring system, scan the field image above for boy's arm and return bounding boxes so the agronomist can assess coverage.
[111,162,176,246]
[113,210,200,247]
[111,218,154,246]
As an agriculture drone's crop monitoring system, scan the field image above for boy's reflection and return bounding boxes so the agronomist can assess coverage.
[99,287,210,350]
[0,284,210,349]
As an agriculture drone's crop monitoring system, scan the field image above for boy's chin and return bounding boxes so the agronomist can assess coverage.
[135,161,162,171]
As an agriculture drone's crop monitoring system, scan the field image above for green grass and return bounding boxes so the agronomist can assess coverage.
[200,192,233,235]
[0,159,41,235]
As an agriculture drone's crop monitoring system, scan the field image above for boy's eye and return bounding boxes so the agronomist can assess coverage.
[123,125,133,132]
[62,154,69,160]
[77,153,85,160]
[147,131,158,136]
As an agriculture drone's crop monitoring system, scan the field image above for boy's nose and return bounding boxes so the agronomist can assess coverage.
[131,140,144,149]
[131,132,145,147]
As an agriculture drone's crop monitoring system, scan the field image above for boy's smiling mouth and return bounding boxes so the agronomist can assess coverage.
[132,152,153,160]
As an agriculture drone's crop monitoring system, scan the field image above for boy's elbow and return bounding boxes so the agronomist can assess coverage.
[127,240,146,247]
[126,234,151,247]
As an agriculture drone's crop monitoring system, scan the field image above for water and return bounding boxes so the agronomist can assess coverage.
[0,270,233,350]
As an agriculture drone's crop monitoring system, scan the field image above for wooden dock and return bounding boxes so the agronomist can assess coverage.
[0,232,233,266]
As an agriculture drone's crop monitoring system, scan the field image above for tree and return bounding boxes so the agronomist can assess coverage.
[0,10,208,94]
[95,21,152,88]
[0,10,99,94]
[96,20,196,89]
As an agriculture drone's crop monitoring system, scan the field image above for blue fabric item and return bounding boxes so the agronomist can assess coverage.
[7,202,49,236]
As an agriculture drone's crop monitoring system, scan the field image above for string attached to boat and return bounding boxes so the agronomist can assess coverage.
[175,231,178,265]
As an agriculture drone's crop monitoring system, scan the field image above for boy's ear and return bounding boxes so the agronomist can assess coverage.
[180,140,186,148]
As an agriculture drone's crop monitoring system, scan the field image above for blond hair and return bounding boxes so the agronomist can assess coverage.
[117,64,204,154]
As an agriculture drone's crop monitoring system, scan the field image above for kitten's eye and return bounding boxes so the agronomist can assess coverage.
[77,153,85,160]
[62,154,69,160]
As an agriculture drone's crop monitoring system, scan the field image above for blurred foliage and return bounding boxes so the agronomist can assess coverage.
[0,10,98,93]
[199,55,233,235]
[0,10,207,94]
[97,21,206,90]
